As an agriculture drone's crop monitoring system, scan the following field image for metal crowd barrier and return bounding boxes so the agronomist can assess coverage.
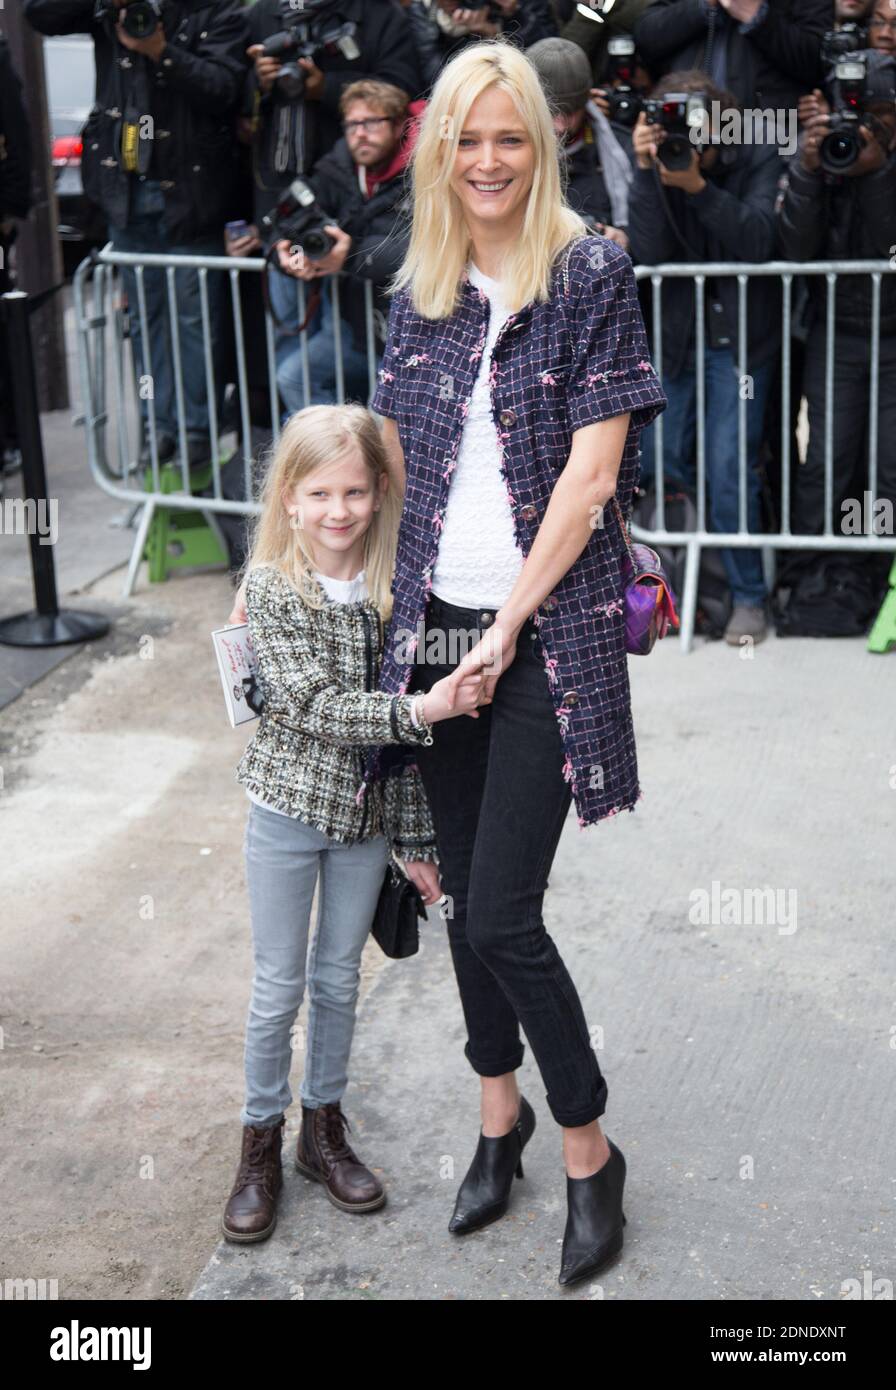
[72,244,380,595]
[72,248,895,652]
[633,259,896,651]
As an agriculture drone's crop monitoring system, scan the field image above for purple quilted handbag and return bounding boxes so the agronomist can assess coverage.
[612,497,680,655]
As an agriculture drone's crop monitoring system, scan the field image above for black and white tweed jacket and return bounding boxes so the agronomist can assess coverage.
[236,564,438,861]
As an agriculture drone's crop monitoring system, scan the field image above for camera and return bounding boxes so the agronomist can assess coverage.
[262,177,337,260]
[261,0,360,103]
[819,57,869,173]
[603,36,643,128]
[644,92,709,170]
[95,0,164,39]
[821,21,867,68]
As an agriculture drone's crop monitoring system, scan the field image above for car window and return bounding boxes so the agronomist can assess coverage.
[43,37,96,118]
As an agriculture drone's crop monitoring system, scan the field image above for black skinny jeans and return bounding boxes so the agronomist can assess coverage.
[407,591,608,1129]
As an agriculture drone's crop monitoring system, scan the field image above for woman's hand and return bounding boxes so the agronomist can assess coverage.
[424,667,490,722]
[402,858,442,907]
[228,574,249,626]
[441,620,519,706]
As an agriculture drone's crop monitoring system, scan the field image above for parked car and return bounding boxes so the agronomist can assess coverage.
[43,33,105,274]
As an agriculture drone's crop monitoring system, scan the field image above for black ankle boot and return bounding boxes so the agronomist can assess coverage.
[558,1137,627,1286]
[448,1096,536,1235]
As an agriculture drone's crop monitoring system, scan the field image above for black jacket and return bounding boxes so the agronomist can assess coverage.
[562,141,614,231]
[634,0,833,112]
[408,0,557,93]
[627,142,782,377]
[23,0,248,243]
[777,157,896,337]
[0,37,33,221]
[306,137,411,348]
[246,0,421,226]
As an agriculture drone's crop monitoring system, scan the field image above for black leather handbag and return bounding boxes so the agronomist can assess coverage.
[370,857,428,959]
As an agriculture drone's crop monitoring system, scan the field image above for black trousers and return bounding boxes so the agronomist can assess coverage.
[406,591,608,1128]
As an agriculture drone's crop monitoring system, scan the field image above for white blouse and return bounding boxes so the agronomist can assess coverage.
[430,260,525,609]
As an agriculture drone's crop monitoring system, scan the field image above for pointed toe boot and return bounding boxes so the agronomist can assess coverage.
[449,1095,536,1236]
[558,1137,627,1286]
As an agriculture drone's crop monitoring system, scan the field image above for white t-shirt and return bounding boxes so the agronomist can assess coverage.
[430,260,524,608]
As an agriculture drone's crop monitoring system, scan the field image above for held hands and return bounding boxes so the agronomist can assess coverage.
[116,13,166,62]
[424,667,491,723]
[440,620,518,709]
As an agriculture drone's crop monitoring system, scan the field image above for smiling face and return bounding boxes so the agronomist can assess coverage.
[283,444,385,569]
[450,84,535,237]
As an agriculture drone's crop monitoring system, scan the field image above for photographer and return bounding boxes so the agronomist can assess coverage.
[628,71,782,645]
[268,80,419,409]
[0,35,33,482]
[527,37,632,246]
[777,50,896,593]
[634,0,833,115]
[24,0,249,471]
[408,3,557,92]
[245,0,421,229]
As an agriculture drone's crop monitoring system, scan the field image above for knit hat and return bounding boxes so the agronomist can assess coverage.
[526,38,593,115]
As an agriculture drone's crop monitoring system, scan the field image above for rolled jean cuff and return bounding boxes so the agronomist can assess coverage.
[464,1039,525,1076]
[547,1079,609,1130]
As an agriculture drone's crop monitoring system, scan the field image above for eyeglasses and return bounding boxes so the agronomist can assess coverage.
[869,15,896,31]
[343,117,391,135]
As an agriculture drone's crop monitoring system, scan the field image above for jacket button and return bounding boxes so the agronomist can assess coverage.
[541,594,558,611]
[499,409,516,427]
[519,503,537,521]
[563,690,579,706]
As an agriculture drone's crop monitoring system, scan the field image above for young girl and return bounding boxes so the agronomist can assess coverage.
[222,403,486,1243]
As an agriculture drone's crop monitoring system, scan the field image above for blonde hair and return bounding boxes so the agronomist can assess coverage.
[241,404,401,620]
[388,35,589,319]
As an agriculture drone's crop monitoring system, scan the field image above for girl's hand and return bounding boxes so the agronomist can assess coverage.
[228,574,249,626]
[402,858,442,907]
[442,621,518,705]
[424,668,490,723]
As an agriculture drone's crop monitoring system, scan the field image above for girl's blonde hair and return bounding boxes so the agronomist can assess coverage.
[388,35,589,320]
[241,403,401,620]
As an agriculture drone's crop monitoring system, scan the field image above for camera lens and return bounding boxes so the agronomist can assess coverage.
[819,127,860,172]
[121,1,158,40]
[658,134,694,171]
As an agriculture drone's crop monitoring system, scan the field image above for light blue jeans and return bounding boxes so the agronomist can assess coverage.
[240,801,391,1127]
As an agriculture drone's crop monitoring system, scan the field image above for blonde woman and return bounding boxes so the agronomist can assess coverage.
[222,405,485,1243]
[362,38,667,1285]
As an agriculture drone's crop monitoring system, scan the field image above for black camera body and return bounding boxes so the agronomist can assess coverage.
[644,92,709,170]
[820,56,869,174]
[261,1,359,103]
[603,35,643,128]
[262,177,337,260]
[820,21,867,68]
[94,0,164,39]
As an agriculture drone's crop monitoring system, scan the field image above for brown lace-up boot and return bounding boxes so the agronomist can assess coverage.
[222,1116,285,1242]
[294,1102,386,1213]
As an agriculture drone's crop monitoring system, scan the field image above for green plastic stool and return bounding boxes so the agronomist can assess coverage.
[867,555,896,654]
[142,460,229,584]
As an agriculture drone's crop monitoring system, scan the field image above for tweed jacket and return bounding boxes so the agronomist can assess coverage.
[236,564,439,861]
[364,235,667,828]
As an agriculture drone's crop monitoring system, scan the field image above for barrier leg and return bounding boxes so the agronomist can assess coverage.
[123,499,155,597]
[867,556,896,654]
[678,539,700,654]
